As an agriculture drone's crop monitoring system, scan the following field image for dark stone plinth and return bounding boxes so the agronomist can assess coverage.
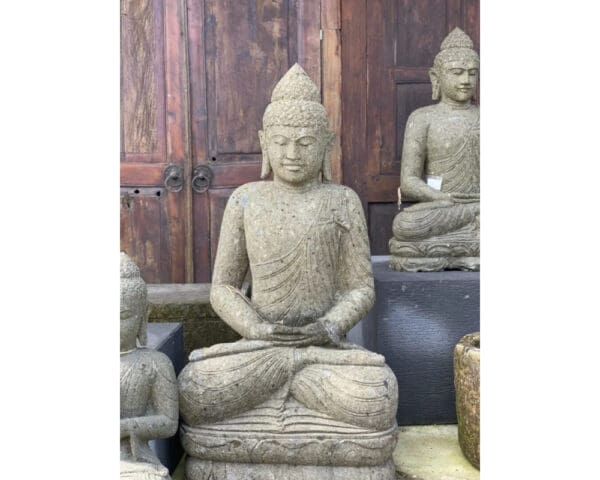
[147,322,184,473]
[359,256,480,426]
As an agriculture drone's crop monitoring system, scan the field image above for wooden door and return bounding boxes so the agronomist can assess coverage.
[187,0,333,282]
[120,0,192,283]
[341,0,479,253]
[121,0,334,282]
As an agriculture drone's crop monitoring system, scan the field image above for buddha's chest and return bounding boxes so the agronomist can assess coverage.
[426,109,480,166]
[120,354,155,418]
[243,190,336,264]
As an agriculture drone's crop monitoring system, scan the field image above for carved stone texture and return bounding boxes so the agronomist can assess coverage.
[389,28,480,272]
[121,253,179,479]
[454,332,480,469]
[178,64,399,480]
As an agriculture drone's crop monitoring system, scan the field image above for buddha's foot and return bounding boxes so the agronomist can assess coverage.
[389,236,479,272]
[185,458,396,480]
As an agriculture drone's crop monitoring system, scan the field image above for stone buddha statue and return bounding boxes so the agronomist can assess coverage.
[389,28,480,272]
[120,253,178,480]
[178,64,399,479]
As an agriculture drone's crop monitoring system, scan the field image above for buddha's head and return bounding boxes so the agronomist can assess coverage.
[429,28,479,104]
[259,64,334,187]
[120,252,148,352]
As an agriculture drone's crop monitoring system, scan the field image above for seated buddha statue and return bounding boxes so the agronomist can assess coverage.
[389,28,480,272]
[120,253,178,480]
[178,64,399,479]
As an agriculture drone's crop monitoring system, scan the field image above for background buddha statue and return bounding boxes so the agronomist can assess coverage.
[178,64,399,479]
[389,27,480,272]
[120,253,178,480]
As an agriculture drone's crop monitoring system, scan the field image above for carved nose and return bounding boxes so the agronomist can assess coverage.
[286,142,298,160]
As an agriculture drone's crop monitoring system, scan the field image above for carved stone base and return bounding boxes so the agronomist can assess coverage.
[388,237,479,272]
[185,457,396,480]
[180,423,398,467]
[389,254,480,272]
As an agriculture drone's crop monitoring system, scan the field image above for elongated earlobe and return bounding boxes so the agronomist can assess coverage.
[259,130,271,179]
[429,69,440,101]
[137,306,148,347]
[321,131,335,182]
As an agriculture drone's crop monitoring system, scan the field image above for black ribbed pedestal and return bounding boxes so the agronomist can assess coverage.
[349,256,480,425]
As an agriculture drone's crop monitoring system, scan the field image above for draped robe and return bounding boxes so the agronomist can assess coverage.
[393,103,480,244]
[178,182,398,433]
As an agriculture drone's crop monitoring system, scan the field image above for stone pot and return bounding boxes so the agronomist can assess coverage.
[454,332,480,469]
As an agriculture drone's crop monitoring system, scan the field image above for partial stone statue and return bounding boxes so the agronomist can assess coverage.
[178,64,399,480]
[389,27,480,272]
[454,332,480,469]
[120,253,178,480]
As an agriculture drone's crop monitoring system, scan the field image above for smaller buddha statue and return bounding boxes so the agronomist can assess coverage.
[389,27,480,272]
[120,252,178,480]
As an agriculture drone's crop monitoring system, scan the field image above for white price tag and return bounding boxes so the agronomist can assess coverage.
[426,175,443,191]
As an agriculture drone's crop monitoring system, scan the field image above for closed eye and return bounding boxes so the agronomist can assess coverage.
[271,135,288,146]
[297,136,316,146]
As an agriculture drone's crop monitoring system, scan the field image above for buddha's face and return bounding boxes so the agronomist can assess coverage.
[120,287,145,351]
[260,126,325,187]
[436,59,479,104]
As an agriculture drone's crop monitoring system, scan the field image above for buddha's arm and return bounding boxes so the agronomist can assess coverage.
[209,187,295,340]
[318,189,375,340]
[120,354,178,440]
[400,111,451,203]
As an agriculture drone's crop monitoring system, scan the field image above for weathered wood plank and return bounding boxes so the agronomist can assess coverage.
[120,192,169,283]
[120,0,165,156]
[165,0,191,282]
[207,0,289,154]
[322,0,340,29]
[295,0,321,89]
[322,0,342,183]
[341,0,368,210]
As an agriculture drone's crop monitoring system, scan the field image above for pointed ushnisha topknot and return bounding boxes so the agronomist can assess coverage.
[270,63,320,103]
[440,27,474,51]
[433,27,479,70]
[120,252,147,302]
[120,252,142,280]
[262,63,328,129]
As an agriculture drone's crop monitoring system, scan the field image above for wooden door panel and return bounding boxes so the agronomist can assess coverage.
[207,0,290,155]
[120,0,191,282]
[208,188,236,273]
[120,0,166,162]
[120,188,171,283]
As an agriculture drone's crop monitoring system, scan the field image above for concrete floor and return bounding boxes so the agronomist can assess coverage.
[171,425,479,480]
[394,425,479,480]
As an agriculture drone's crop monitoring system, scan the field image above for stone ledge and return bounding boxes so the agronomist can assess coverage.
[394,425,479,480]
[147,284,240,358]
[172,425,479,480]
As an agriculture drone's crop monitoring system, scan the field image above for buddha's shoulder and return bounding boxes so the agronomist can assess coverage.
[321,183,363,209]
[135,349,175,372]
[230,181,272,197]
[225,181,270,207]
[321,182,358,198]
[408,104,440,122]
